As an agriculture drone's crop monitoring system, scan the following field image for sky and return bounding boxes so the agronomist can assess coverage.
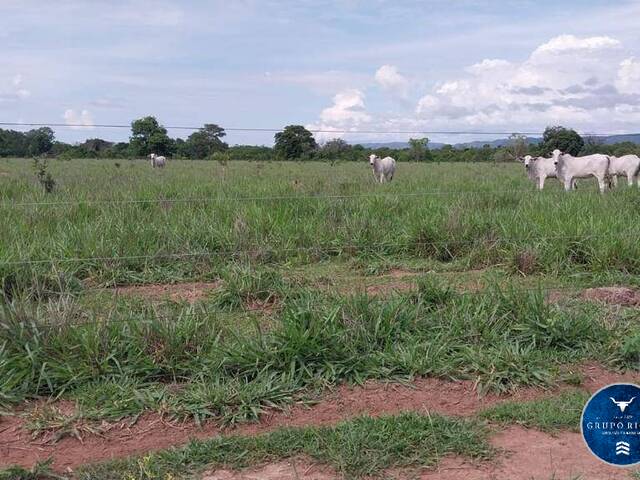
[1,0,640,146]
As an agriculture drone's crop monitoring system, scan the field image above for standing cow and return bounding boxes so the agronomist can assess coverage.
[607,155,640,188]
[551,149,610,194]
[149,153,166,168]
[368,154,396,183]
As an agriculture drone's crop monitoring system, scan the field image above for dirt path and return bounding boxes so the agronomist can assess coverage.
[202,426,628,480]
[2,365,638,473]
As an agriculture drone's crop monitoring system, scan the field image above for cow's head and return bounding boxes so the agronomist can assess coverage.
[523,155,533,169]
[368,154,377,166]
[551,149,563,166]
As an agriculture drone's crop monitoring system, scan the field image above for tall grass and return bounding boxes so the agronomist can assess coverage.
[1,280,634,420]
[2,159,640,297]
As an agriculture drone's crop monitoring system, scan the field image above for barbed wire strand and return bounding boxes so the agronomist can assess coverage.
[0,121,626,136]
[1,184,631,209]
[1,232,636,267]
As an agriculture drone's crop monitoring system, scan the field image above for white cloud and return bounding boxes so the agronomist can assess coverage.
[319,89,371,125]
[531,34,621,58]
[466,59,512,74]
[0,73,30,102]
[412,34,638,133]
[374,65,409,96]
[63,109,95,129]
[617,58,640,94]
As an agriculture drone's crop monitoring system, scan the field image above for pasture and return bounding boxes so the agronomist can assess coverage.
[1,157,639,479]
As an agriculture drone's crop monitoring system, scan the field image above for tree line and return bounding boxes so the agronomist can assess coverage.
[0,116,638,162]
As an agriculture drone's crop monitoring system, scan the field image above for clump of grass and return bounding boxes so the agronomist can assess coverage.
[0,459,65,480]
[24,404,103,443]
[168,373,301,426]
[77,412,492,480]
[480,389,590,432]
[513,249,539,275]
[0,282,630,422]
[213,264,291,310]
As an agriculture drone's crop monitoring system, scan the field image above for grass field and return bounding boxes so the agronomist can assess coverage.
[1,157,639,479]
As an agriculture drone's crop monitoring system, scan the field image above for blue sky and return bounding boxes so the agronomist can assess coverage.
[1,0,640,145]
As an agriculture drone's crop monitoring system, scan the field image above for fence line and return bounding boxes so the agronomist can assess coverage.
[0,185,625,209]
[0,232,636,267]
[0,121,622,136]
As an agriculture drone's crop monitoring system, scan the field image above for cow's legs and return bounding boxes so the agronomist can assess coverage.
[564,177,574,192]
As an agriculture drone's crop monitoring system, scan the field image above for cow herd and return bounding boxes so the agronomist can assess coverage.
[146,149,640,193]
[523,149,640,193]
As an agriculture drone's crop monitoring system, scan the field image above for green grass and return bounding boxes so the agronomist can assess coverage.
[75,412,491,480]
[480,389,591,432]
[3,159,640,298]
[2,158,640,476]
[1,279,636,421]
[0,459,63,480]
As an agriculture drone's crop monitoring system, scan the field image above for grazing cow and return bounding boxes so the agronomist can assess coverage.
[149,153,166,168]
[551,149,610,193]
[607,155,640,187]
[522,155,577,190]
[369,154,396,183]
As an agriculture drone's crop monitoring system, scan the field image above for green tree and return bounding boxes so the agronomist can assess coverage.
[25,127,54,156]
[541,126,584,156]
[508,133,528,160]
[0,129,28,157]
[183,124,228,159]
[129,116,174,157]
[274,125,317,160]
[408,137,432,162]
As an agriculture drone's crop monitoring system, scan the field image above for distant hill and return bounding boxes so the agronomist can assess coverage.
[600,134,640,145]
[358,134,640,150]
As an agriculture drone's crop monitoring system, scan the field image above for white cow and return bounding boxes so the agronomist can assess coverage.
[149,153,166,168]
[607,155,640,187]
[369,154,396,183]
[524,155,557,190]
[551,149,610,193]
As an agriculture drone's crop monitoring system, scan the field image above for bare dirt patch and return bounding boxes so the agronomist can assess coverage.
[385,268,418,279]
[112,281,221,303]
[417,426,622,480]
[582,286,640,306]
[365,281,415,296]
[1,367,638,472]
[203,457,337,480]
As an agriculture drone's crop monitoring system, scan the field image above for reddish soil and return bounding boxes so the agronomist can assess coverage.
[0,377,543,471]
[365,281,414,296]
[582,286,640,306]
[3,367,639,473]
[112,281,221,303]
[199,427,626,480]
[418,426,623,480]
[202,458,337,480]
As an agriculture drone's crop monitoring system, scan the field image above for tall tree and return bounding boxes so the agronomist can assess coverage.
[183,124,228,159]
[408,137,431,162]
[274,125,317,160]
[129,116,174,156]
[541,126,584,156]
[25,127,55,156]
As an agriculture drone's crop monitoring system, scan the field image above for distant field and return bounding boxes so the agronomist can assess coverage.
[1,157,639,478]
[2,157,640,292]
